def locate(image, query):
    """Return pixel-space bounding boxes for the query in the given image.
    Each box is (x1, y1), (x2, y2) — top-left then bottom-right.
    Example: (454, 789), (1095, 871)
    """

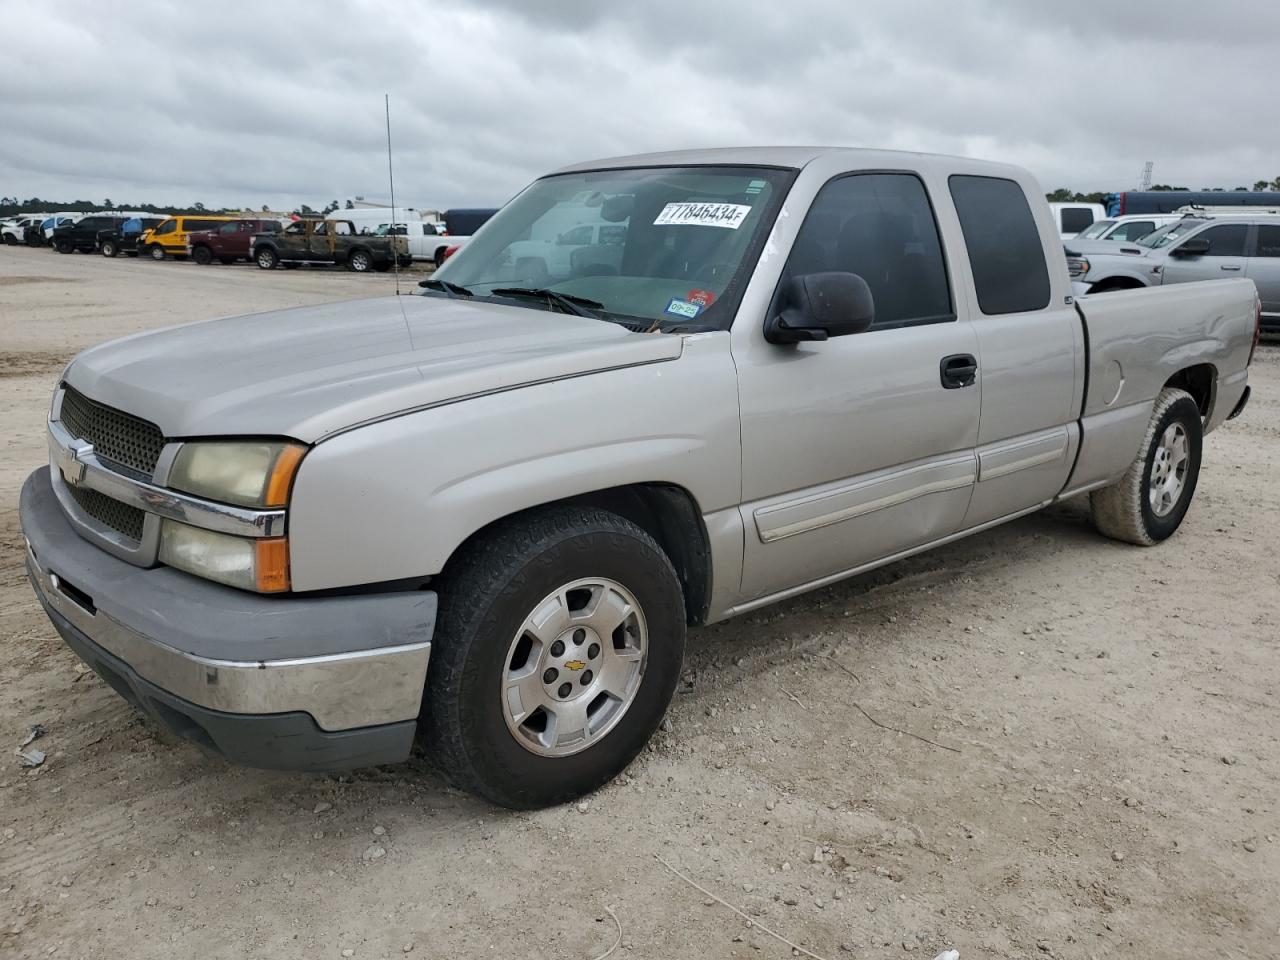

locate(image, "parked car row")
(1067, 211), (1280, 331)
(2, 206), (499, 272)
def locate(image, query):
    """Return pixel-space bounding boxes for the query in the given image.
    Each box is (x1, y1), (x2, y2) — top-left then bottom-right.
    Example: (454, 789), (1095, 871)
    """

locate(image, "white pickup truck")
(21, 148), (1258, 808)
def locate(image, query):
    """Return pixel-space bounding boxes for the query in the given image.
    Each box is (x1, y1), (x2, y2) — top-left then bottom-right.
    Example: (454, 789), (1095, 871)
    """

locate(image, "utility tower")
(1140, 161), (1153, 191)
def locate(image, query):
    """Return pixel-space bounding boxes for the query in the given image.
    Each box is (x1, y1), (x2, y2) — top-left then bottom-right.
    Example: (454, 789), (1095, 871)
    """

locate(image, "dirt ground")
(1, 245), (1277, 960)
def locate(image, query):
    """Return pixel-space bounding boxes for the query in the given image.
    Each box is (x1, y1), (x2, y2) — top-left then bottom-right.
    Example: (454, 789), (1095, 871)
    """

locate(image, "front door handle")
(940, 353), (978, 389)
(1221, 264), (1242, 271)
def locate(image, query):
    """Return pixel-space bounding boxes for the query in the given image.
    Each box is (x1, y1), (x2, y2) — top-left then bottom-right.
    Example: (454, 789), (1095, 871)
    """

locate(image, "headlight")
(1066, 256), (1090, 280)
(169, 441), (306, 508)
(159, 520), (289, 593)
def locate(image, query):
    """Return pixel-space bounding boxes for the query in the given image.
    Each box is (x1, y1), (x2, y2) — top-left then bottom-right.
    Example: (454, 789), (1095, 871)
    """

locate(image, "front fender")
(287, 334), (741, 591)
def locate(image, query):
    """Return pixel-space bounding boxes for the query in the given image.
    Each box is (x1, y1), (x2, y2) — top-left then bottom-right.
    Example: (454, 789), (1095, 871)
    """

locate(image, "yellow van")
(140, 215), (241, 260)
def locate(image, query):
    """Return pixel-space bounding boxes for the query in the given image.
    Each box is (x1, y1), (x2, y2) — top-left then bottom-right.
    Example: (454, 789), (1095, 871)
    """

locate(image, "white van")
(1048, 202), (1106, 239)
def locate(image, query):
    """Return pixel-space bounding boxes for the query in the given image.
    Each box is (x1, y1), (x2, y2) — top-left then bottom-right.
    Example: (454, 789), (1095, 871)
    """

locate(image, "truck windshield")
(431, 166), (794, 329)
(1136, 219), (1203, 248)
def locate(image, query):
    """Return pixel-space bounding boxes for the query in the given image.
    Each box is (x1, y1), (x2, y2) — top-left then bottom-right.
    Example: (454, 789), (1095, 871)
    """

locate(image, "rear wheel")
(150, 244), (167, 261)
(55, 238), (73, 254)
(191, 245), (213, 265)
(348, 249), (372, 272)
(423, 505), (686, 809)
(255, 246), (279, 270)
(1091, 387), (1203, 545)
(100, 239), (118, 257)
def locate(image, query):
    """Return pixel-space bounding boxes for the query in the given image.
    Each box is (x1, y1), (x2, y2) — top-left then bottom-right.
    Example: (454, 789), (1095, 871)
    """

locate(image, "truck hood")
(1064, 239), (1152, 257)
(64, 295), (684, 442)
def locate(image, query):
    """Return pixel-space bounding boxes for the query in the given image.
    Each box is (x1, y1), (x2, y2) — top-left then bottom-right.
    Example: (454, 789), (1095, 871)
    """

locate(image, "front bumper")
(20, 467), (436, 770)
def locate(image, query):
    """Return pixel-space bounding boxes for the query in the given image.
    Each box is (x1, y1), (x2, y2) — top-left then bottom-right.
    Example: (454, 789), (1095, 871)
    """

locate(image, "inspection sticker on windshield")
(653, 202), (752, 229)
(665, 298), (703, 319)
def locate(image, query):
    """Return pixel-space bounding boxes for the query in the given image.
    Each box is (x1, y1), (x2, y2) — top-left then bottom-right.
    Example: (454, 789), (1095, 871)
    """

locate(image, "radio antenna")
(385, 93), (401, 296)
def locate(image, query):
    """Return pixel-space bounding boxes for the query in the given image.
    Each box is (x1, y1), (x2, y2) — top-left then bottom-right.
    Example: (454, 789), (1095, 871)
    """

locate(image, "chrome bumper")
(22, 468), (434, 732)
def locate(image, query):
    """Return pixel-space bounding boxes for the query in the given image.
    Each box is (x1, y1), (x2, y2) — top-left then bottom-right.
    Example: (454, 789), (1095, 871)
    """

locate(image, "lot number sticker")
(653, 202), (752, 229)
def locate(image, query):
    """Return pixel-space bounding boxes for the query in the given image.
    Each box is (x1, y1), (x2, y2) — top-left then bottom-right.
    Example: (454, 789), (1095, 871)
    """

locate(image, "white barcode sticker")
(653, 202), (752, 229)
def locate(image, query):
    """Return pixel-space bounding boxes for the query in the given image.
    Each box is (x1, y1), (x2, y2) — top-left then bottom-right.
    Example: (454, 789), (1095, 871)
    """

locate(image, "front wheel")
(1091, 387), (1203, 545)
(149, 244), (166, 261)
(55, 238), (74, 254)
(347, 249), (372, 272)
(423, 505), (686, 809)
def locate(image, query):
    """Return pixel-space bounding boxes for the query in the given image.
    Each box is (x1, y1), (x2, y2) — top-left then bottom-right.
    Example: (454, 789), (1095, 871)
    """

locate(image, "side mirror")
(1172, 238), (1210, 257)
(765, 272), (875, 344)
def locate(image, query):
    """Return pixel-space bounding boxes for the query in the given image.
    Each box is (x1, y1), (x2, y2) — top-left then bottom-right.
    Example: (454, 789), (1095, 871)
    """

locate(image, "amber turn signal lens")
(264, 444), (307, 508)
(254, 538), (290, 593)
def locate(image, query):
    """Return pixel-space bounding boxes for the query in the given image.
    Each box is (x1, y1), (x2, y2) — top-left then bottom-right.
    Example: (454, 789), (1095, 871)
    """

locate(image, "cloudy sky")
(4, 0), (1278, 211)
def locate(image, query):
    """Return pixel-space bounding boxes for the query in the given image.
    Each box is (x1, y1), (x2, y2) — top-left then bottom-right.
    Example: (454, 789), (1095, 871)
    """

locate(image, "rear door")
(1160, 223), (1249, 285)
(734, 170), (981, 601)
(949, 175), (1082, 528)
(1246, 224), (1280, 327)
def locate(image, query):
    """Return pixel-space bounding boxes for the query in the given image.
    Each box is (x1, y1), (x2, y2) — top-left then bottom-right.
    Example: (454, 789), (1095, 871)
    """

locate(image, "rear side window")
(1255, 225), (1280, 257)
(949, 175), (1051, 315)
(1059, 207), (1095, 234)
(784, 172), (953, 329)
(1189, 224), (1247, 256)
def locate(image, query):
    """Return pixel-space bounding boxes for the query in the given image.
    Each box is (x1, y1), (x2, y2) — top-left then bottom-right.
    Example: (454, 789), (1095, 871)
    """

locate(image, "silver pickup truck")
(20, 148), (1259, 808)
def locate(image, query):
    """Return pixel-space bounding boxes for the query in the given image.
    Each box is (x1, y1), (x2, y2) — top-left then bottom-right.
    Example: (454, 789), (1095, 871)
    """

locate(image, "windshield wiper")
(489, 287), (605, 320)
(418, 278), (474, 297)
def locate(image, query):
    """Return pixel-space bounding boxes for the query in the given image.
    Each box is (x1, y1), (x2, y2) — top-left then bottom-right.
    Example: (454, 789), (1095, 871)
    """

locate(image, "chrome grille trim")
(59, 385), (165, 477)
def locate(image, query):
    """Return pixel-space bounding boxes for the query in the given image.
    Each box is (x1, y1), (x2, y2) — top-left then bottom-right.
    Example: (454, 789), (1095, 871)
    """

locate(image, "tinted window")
(421, 223), (438, 236)
(1111, 220), (1155, 240)
(154, 219), (177, 235)
(1060, 207), (1095, 233)
(949, 175), (1051, 315)
(1256, 225), (1280, 258)
(784, 173), (952, 328)
(1188, 224), (1247, 257)
(185, 219), (223, 232)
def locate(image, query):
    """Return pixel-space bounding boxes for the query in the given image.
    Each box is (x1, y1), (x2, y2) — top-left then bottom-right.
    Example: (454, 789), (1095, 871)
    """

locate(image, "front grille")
(64, 483), (145, 543)
(59, 385), (165, 477)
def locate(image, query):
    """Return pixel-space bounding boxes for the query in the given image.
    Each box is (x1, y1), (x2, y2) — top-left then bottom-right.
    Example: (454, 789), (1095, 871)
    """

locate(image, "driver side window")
(784, 173), (954, 329)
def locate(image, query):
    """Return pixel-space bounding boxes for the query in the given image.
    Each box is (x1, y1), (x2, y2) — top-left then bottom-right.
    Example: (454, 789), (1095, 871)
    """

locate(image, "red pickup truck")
(187, 219), (284, 265)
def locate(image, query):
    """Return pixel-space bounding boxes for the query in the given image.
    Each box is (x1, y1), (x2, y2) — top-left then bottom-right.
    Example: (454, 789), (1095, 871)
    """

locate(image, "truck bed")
(1065, 278), (1256, 496)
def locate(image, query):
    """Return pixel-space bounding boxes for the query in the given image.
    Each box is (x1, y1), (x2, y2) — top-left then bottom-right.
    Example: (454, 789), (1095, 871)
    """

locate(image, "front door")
(1161, 222), (1250, 285)
(1247, 224), (1280, 325)
(734, 172), (981, 602)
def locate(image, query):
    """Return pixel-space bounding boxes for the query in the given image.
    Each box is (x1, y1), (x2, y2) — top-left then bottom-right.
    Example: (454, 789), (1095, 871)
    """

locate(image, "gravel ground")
(1, 245), (1277, 960)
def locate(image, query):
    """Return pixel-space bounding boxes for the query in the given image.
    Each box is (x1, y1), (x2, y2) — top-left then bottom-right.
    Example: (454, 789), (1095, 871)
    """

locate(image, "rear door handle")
(1221, 264), (1242, 271)
(940, 353), (978, 389)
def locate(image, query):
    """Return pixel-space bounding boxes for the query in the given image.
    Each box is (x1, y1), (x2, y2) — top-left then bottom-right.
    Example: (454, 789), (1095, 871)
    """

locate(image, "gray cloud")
(3, 0), (1277, 211)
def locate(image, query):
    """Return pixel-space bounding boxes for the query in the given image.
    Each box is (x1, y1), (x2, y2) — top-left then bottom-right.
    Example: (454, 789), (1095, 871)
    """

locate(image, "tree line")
(0, 197), (356, 218)
(1047, 178), (1280, 203)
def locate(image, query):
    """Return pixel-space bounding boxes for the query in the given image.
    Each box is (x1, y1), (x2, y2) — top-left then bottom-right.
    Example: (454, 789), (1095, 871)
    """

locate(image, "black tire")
(1091, 387), (1203, 545)
(255, 246), (278, 270)
(2, 233), (16, 246)
(55, 238), (74, 254)
(219, 256), (237, 265)
(191, 245), (213, 265)
(423, 505), (686, 809)
(433, 247), (446, 268)
(149, 244), (167, 261)
(348, 248), (372, 272)
(100, 239), (118, 258)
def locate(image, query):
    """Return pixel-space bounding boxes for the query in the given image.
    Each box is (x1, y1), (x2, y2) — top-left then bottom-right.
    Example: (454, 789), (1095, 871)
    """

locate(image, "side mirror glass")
(1172, 238), (1210, 257)
(765, 272), (875, 344)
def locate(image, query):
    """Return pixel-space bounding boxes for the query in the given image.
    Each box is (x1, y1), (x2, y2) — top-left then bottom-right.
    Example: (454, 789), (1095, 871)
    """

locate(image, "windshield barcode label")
(653, 202), (752, 229)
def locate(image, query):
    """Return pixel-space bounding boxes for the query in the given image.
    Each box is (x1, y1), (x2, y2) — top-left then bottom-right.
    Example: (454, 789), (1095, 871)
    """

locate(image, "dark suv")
(98, 217), (166, 258)
(52, 215), (130, 254)
(187, 219), (283, 265)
